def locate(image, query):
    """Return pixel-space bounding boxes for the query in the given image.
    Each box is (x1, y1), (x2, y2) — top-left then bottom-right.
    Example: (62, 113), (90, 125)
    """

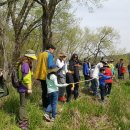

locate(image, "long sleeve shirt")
(46, 74), (68, 94)
(83, 63), (90, 76)
(99, 73), (111, 87)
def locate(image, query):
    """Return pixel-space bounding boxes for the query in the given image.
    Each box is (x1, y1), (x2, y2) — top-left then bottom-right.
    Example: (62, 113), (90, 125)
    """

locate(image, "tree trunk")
(12, 39), (21, 63)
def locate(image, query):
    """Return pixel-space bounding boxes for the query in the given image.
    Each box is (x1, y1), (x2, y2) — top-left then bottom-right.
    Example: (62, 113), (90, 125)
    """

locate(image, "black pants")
(66, 73), (74, 102)
(40, 80), (49, 108)
(73, 76), (79, 99)
(105, 83), (112, 95)
(99, 86), (105, 101)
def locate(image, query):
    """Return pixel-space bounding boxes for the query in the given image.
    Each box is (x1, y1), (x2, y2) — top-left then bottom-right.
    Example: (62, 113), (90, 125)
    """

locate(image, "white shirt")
(56, 59), (68, 73)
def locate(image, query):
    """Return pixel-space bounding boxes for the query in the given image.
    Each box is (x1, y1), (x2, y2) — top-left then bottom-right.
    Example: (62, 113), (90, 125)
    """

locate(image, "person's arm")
(48, 53), (57, 69)
(50, 74), (68, 87)
(103, 75), (111, 80)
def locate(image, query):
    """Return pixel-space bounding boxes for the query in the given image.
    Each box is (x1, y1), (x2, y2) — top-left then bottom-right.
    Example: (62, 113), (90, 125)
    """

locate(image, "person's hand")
(68, 70), (74, 74)
(27, 89), (32, 94)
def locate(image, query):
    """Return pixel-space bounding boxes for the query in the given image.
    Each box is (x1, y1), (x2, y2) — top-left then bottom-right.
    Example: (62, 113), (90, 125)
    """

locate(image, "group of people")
(0, 44), (130, 130)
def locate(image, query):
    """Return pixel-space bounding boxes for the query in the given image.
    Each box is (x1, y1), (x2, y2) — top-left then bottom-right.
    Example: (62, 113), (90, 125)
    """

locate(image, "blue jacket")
(99, 73), (111, 87)
(83, 63), (90, 76)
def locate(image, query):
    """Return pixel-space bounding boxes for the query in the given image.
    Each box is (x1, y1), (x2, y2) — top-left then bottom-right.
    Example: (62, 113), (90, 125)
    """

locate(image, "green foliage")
(1, 79), (130, 130)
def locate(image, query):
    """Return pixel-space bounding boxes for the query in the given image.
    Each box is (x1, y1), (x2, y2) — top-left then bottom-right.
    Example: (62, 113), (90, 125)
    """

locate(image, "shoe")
(44, 113), (51, 122)
(21, 127), (28, 130)
(51, 118), (55, 122)
(58, 96), (66, 102)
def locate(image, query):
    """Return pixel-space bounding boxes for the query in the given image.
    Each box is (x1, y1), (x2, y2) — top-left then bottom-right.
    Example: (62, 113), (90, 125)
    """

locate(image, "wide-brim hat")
(48, 67), (60, 73)
(58, 52), (67, 57)
(24, 49), (37, 60)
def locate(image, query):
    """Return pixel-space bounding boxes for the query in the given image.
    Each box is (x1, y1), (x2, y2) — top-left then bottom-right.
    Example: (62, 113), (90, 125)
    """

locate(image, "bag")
(11, 65), (21, 88)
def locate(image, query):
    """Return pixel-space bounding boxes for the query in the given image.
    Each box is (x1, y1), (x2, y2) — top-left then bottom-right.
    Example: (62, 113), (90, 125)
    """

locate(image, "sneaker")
(21, 127), (28, 130)
(51, 118), (55, 122)
(44, 113), (51, 122)
(58, 96), (66, 102)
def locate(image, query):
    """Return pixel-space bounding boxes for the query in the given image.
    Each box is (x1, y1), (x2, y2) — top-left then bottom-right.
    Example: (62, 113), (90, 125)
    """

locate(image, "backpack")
(11, 64), (22, 88)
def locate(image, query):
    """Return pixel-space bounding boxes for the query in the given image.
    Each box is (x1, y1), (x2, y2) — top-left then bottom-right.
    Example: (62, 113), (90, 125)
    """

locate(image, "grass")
(0, 79), (130, 130)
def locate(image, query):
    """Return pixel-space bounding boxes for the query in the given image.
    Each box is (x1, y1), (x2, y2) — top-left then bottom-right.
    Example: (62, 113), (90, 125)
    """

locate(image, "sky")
(73, 0), (130, 52)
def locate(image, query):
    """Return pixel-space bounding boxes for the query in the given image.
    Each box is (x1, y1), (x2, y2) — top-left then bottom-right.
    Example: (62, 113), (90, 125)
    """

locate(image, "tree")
(35, 0), (103, 50)
(0, 0), (42, 61)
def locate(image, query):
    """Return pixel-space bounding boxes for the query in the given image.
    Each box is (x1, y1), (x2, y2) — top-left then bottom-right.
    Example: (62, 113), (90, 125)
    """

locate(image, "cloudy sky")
(73, 0), (130, 52)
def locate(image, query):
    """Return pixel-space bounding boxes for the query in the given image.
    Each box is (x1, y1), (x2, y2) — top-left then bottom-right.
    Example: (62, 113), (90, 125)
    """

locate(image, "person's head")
(101, 58), (108, 66)
(84, 58), (87, 63)
(100, 67), (105, 74)
(19, 49), (37, 69)
(120, 59), (123, 63)
(58, 52), (67, 61)
(47, 67), (60, 79)
(71, 54), (78, 61)
(46, 44), (56, 53)
(108, 59), (114, 63)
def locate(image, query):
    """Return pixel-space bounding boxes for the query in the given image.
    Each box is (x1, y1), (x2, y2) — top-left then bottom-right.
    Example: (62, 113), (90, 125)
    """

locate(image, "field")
(0, 78), (130, 130)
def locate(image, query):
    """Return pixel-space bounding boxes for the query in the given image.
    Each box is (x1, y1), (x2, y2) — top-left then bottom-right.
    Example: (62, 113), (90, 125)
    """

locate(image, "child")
(99, 68), (111, 102)
(44, 68), (68, 122)
(90, 64), (99, 96)
(17, 50), (37, 130)
(104, 64), (113, 96)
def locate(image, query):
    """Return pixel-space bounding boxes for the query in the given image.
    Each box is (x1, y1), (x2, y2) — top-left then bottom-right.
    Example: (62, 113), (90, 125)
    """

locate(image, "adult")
(83, 58), (91, 87)
(17, 49), (37, 130)
(90, 58), (106, 96)
(35, 44), (57, 109)
(127, 62), (130, 79)
(56, 52), (68, 102)
(66, 54), (82, 102)
(116, 59), (124, 79)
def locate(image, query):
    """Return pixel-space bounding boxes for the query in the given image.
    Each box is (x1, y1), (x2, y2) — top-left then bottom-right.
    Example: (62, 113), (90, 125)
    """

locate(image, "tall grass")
(0, 80), (130, 130)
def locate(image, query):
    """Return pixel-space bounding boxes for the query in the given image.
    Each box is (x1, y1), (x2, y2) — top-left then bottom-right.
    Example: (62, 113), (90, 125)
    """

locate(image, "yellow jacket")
(35, 52), (48, 80)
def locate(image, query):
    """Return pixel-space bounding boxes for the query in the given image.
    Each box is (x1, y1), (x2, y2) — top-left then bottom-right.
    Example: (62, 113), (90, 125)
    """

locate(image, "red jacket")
(104, 68), (113, 83)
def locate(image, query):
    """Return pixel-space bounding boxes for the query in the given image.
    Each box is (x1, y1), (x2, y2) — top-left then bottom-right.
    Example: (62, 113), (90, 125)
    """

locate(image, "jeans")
(45, 91), (58, 118)
(91, 78), (99, 96)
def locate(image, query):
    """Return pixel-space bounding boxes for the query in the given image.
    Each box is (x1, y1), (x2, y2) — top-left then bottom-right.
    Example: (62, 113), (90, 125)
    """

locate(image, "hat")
(58, 52), (67, 57)
(48, 67), (60, 73)
(109, 59), (114, 62)
(24, 49), (37, 60)
(101, 58), (108, 64)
